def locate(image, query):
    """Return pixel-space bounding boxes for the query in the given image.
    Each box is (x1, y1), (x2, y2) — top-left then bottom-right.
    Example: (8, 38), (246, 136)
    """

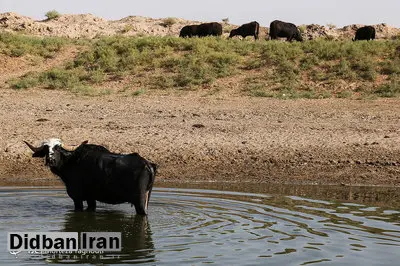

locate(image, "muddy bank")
(0, 89), (399, 187)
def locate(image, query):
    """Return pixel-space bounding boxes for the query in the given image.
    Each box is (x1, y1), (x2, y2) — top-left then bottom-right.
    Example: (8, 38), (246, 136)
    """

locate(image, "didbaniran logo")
(8, 232), (121, 254)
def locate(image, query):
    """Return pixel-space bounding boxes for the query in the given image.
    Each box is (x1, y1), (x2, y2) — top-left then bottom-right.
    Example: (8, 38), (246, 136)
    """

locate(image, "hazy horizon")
(1, 0), (400, 27)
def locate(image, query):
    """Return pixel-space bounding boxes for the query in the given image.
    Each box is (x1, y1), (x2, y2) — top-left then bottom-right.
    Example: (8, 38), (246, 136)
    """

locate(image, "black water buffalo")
(269, 20), (303, 42)
(353, 26), (376, 41)
(229, 21), (260, 40)
(179, 22), (222, 37)
(197, 22), (223, 37)
(179, 25), (199, 37)
(25, 138), (157, 215)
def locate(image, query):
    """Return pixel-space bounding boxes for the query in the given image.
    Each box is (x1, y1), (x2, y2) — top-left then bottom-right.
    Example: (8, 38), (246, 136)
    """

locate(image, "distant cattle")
(179, 22), (222, 38)
(179, 25), (199, 38)
(269, 20), (303, 42)
(229, 21), (260, 40)
(353, 26), (376, 41)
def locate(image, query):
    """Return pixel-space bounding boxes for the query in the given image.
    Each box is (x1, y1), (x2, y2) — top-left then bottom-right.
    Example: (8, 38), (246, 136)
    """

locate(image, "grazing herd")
(180, 19), (377, 42)
(179, 22), (223, 37)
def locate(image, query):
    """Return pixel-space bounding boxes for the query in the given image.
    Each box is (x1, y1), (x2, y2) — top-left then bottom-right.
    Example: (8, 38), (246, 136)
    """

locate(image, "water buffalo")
(179, 25), (199, 37)
(353, 26), (376, 41)
(179, 22), (222, 37)
(229, 21), (260, 40)
(269, 20), (303, 42)
(25, 138), (157, 215)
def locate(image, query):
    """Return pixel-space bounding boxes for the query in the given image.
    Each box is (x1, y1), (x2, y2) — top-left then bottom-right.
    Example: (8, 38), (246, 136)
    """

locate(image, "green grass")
(374, 78), (400, 97)
(132, 88), (146, 96)
(8, 72), (40, 89)
(0, 32), (69, 58)
(3, 33), (400, 98)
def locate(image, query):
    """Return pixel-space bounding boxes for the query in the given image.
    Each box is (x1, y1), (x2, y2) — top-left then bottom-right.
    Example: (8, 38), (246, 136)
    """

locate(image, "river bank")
(0, 89), (399, 187)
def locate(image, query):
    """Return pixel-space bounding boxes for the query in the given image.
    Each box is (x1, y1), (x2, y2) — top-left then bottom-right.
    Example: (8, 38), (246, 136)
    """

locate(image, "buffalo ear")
(32, 145), (49, 158)
(151, 163), (158, 174)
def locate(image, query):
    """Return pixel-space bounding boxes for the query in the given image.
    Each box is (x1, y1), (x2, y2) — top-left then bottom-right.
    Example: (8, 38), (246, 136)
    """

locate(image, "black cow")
(179, 25), (199, 37)
(179, 22), (222, 37)
(353, 26), (376, 41)
(229, 21), (260, 40)
(197, 22), (223, 37)
(269, 20), (303, 42)
(25, 138), (157, 215)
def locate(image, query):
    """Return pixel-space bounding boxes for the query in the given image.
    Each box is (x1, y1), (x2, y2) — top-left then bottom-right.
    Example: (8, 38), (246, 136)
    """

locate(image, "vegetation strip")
(2, 32), (399, 98)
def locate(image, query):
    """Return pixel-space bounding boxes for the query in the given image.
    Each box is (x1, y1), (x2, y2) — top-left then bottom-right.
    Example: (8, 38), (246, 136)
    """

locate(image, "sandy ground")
(0, 88), (399, 187)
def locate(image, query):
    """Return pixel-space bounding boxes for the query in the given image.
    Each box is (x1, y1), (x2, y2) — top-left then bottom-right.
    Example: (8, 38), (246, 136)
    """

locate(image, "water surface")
(0, 184), (399, 265)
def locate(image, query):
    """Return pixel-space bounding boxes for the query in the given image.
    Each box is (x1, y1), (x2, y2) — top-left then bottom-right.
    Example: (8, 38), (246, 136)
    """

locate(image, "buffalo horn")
(62, 144), (78, 151)
(23, 141), (44, 153)
(62, 140), (88, 151)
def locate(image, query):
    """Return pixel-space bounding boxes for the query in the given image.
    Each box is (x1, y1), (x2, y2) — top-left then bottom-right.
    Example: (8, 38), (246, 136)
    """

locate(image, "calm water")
(0, 184), (399, 265)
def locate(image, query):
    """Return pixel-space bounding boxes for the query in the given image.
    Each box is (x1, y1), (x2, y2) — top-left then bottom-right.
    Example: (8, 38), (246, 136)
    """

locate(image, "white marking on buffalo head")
(41, 138), (63, 160)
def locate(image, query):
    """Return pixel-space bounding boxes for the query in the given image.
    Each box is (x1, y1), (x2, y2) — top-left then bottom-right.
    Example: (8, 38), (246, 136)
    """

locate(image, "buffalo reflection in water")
(62, 210), (155, 264)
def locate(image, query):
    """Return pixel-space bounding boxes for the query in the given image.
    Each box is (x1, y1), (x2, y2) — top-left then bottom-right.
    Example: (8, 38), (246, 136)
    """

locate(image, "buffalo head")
(295, 31), (304, 42)
(24, 138), (87, 168)
(228, 29), (237, 38)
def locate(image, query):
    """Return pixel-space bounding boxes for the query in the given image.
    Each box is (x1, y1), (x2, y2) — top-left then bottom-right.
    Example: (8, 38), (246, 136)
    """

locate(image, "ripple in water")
(0, 186), (399, 265)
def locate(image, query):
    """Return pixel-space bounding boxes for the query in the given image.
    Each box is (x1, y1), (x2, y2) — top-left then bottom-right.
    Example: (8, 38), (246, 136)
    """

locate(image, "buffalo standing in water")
(25, 138), (157, 215)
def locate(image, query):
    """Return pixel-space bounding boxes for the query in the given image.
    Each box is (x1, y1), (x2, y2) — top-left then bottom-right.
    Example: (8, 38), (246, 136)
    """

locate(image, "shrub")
(120, 25), (133, 34)
(39, 68), (87, 89)
(337, 90), (353, 98)
(380, 59), (400, 75)
(8, 73), (39, 89)
(45, 10), (61, 20)
(0, 32), (68, 57)
(334, 59), (356, 80)
(246, 83), (273, 98)
(298, 25), (306, 34)
(151, 75), (174, 89)
(10, 47), (25, 57)
(374, 81), (400, 97)
(132, 88), (146, 96)
(205, 52), (238, 77)
(161, 17), (177, 28)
